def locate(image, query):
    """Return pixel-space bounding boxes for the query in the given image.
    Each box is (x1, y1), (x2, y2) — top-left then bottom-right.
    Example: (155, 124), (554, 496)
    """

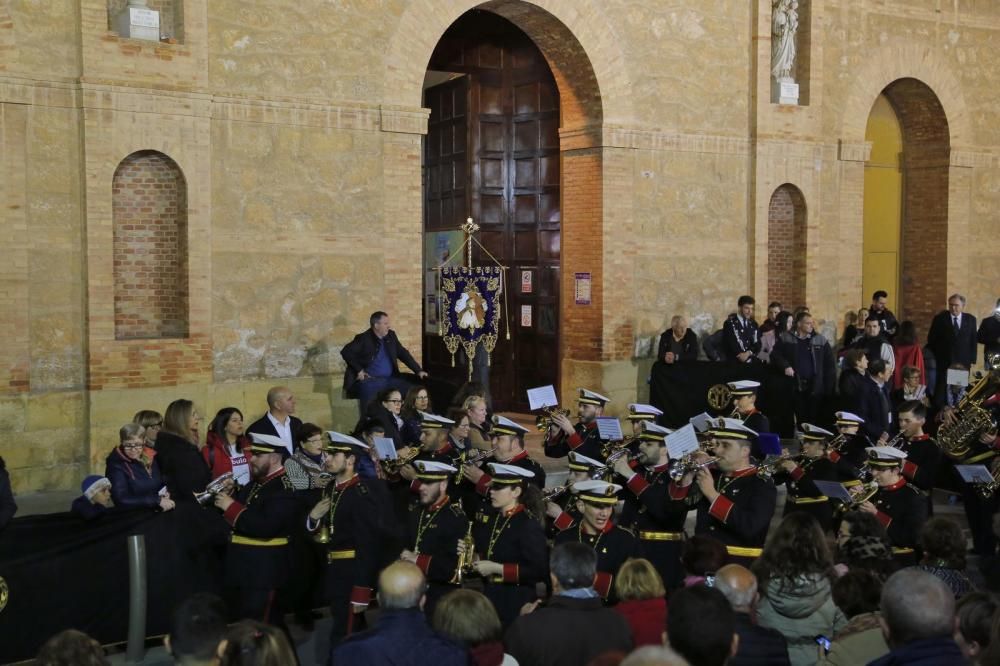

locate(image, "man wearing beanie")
(71, 475), (114, 520)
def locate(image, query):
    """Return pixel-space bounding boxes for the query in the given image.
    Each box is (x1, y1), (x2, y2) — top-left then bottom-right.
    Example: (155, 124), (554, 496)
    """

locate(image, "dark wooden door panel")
(423, 11), (560, 411)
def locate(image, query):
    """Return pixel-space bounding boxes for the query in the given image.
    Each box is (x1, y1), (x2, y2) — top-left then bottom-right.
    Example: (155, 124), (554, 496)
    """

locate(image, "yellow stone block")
(0, 396), (27, 432)
(25, 391), (84, 431)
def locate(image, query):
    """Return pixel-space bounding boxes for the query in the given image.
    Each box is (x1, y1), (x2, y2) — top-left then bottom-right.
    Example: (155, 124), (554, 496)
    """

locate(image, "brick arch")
(839, 44), (970, 147)
(382, 0), (629, 128)
(767, 183), (808, 310)
(111, 150), (189, 340)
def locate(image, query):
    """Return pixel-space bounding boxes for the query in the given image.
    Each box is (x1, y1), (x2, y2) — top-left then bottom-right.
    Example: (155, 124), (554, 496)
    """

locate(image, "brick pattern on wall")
(767, 184), (807, 310)
(112, 150), (189, 340)
(885, 78), (950, 337)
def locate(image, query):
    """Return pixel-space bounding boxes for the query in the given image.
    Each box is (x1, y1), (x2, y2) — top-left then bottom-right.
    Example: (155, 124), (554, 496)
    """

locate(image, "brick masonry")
(767, 184), (807, 310)
(112, 150), (189, 341)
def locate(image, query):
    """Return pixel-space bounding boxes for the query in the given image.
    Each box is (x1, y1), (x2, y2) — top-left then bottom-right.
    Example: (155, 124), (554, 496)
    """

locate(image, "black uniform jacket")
(872, 478), (928, 551)
(692, 467), (777, 551)
(406, 495), (469, 586)
(544, 421), (606, 461)
(554, 520), (640, 599)
(222, 468), (298, 587)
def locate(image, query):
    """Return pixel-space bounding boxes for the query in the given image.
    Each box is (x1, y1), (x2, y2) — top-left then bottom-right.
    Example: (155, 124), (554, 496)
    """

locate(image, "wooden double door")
(422, 12), (560, 412)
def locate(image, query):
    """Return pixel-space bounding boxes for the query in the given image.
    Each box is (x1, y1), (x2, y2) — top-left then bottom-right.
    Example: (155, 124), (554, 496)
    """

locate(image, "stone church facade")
(2, 0), (999, 492)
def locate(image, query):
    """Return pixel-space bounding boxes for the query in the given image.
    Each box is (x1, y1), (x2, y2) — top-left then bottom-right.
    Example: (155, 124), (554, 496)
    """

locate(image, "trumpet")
(602, 436), (638, 460)
(543, 484), (571, 501)
(461, 446), (498, 467)
(756, 454), (801, 480)
(826, 433), (847, 454)
(593, 451), (639, 479)
(381, 447), (422, 475)
(857, 432), (905, 480)
(194, 472), (235, 505)
(668, 456), (719, 482)
(536, 406), (571, 431)
(450, 522), (476, 584)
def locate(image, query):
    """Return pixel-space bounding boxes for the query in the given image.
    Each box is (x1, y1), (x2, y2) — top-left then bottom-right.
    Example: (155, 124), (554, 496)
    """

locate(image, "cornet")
(194, 472), (234, 505)
(381, 447), (422, 475)
(756, 454), (801, 480)
(461, 446), (498, 467)
(450, 522), (476, 584)
(593, 448), (638, 479)
(535, 406), (571, 431)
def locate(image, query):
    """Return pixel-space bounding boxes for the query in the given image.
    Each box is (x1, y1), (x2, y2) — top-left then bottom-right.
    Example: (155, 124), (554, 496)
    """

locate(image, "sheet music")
(527, 385), (559, 411)
(595, 417), (624, 441)
(955, 464), (993, 484)
(689, 412), (714, 433)
(812, 481), (854, 503)
(373, 437), (398, 461)
(666, 424), (700, 459)
(947, 368), (970, 387)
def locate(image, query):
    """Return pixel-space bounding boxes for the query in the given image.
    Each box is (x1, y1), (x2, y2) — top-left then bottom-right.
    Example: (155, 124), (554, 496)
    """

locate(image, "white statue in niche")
(771, 0), (799, 81)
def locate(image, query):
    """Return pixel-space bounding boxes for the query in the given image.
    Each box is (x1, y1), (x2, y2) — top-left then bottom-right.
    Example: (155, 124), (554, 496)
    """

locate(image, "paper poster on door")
(520, 305), (532, 327)
(574, 272), (592, 305)
(520, 270), (533, 294)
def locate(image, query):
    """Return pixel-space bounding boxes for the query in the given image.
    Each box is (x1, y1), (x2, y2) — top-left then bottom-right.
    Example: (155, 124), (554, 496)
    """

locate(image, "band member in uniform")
(213, 433), (298, 627)
(683, 419), (777, 566)
(554, 479), (639, 601)
(723, 295), (762, 363)
(407, 412), (463, 484)
(829, 411), (870, 468)
(544, 389), (611, 461)
(399, 460), (469, 615)
(728, 380), (770, 460)
(613, 421), (690, 588)
(544, 451), (600, 535)
(306, 432), (384, 647)
(774, 424), (857, 533)
(626, 403), (663, 436)
(462, 463), (548, 627)
(855, 446), (928, 565)
(463, 415), (545, 496)
(895, 401), (942, 496)
(940, 405), (1000, 557)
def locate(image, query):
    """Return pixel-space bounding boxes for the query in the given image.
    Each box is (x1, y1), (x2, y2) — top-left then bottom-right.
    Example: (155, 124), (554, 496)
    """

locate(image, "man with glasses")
(342, 311), (428, 414)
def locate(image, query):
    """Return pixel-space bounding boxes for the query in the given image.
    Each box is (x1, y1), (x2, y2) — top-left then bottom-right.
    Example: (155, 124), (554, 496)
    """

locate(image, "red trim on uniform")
(789, 465), (804, 481)
(874, 511), (892, 529)
(223, 501), (245, 526)
(415, 554), (432, 574)
(259, 467), (286, 484)
(627, 474), (650, 496)
(502, 563), (519, 583)
(910, 434), (930, 442)
(409, 479), (420, 493)
(567, 432), (584, 449)
(709, 495), (735, 523)
(828, 450), (841, 463)
(728, 467), (758, 479)
(508, 450), (528, 463)
(503, 504), (525, 518)
(476, 474), (492, 496)
(335, 474), (360, 492)
(627, 458), (640, 471)
(594, 571), (613, 598)
(435, 441), (454, 456)
(668, 482), (690, 500)
(984, 392), (1000, 407)
(901, 461), (918, 480)
(884, 478), (907, 492)
(651, 462), (671, 473)
(350, 586), (372, 605)
(553, 511), (576, 531)
(429, 494), (450, 511)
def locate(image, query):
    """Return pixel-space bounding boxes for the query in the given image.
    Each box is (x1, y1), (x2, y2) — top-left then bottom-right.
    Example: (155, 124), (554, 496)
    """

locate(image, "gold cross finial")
(462, 217), (480, 235)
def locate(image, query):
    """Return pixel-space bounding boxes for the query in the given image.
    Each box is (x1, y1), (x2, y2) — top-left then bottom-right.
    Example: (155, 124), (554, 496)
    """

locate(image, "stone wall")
(2, 0), (1000, 492)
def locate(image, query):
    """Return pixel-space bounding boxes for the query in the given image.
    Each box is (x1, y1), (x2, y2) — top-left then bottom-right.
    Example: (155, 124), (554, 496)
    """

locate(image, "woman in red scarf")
(202, 407), (253, 486)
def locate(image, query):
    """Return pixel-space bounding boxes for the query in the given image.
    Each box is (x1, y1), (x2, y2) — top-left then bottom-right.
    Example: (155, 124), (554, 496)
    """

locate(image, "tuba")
(938, 363), (1000, 460)
(450, 521), (476, 584)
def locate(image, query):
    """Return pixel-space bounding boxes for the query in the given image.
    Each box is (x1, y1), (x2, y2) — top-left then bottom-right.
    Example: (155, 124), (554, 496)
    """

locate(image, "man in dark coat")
(856, 360), (892, 443)
(869, 568), (965, 666)
(927, 294), (978, 407)
(341, 310), (427, 412)
(331, 561), (467, 666)
(977, 297), (1000, 361)
(770, 312), (837, 427)
(714, 564), (790, 666)
(723, 295), (762, 363)
(244, 385), (303, 456)
(505, 542), (633, 666)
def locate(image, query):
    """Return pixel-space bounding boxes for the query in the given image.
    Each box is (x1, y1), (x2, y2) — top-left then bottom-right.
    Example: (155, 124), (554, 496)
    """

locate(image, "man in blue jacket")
(341, 311), (427, 412)
(331, 560), (467, 666)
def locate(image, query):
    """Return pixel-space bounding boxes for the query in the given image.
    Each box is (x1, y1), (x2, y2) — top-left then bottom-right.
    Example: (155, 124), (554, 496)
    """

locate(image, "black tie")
(953, 316), (960, 335)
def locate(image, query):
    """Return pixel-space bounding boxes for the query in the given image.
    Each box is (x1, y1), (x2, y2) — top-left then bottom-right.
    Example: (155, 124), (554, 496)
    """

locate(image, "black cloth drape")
(649, 360), (800, 437)
(0, 503), (229, 662)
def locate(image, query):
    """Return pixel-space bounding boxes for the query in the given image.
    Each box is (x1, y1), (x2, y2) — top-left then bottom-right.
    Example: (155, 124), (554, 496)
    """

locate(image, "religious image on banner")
(439, 266), (504, 378)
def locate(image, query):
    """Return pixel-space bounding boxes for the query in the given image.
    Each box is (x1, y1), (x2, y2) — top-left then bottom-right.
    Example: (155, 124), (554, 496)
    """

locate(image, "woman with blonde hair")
(155, 398), (211, 501)
(613, 558), (668, 648)
(464, 395), (492, 451)
(433, 589), (517, 666)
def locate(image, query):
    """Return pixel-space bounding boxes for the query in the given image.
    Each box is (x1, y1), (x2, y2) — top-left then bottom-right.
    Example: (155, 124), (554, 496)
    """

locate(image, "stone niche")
(107, 0), (184, 43)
